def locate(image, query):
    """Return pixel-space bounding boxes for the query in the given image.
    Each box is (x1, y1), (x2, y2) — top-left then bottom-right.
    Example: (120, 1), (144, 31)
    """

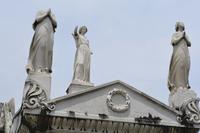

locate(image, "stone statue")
(72, 26), (92, 85)
(168, 22), (191, 93)
(22, 9), (57, 110)
(0, 99), (15, 133)
(0, 103), (4, 130)
(26, 9), (57, 74)
(168, 23), (200, 123)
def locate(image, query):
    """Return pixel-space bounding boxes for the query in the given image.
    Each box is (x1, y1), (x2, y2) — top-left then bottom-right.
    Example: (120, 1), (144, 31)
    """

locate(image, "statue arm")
(171, 32), (184, 45)
(72, 26), (79, 48)
(184, 33), (191, 47)
(72, 26), (79, 38)
(36, 9), (51, 23)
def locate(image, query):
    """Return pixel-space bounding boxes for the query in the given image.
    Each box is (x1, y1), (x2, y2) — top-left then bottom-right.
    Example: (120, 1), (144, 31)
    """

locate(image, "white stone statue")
(26, 9), (57, 74)
(0, 103), (4, 130)
(0, 99), (15, 133)
(168, 22), (191, 93)
(72, 26), (92, 85)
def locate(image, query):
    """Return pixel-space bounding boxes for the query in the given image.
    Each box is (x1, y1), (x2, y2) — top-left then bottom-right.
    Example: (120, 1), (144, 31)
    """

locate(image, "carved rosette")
(23, 82), (55, 111)
(106, 88), (130, 112)
(177, 98), (200, 125)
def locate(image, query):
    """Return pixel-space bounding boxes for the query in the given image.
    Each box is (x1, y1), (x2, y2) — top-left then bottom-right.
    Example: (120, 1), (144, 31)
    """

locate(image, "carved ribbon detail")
(177, 98), (200, 125)
(23, 82), (55, 111)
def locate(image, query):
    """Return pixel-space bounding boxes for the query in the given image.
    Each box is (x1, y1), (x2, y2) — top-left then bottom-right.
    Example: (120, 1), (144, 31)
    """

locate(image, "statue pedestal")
(169, 88), (200, 124)
(169, 88), (197, 109)
(23, 72), (51, 102)
(66, 81), (94, 94)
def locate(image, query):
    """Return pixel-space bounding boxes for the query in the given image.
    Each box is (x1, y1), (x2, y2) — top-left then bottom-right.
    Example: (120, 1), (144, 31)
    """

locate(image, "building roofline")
(49, 80), (180, 115)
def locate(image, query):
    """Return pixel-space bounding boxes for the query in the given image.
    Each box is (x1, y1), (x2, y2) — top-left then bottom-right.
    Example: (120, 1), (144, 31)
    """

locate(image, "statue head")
(79, 26), (88, 35)
(175, 22), (185, 32)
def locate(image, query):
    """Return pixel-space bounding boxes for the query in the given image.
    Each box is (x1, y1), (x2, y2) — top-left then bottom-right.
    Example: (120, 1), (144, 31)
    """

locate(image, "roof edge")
(49, 80), (179, 114)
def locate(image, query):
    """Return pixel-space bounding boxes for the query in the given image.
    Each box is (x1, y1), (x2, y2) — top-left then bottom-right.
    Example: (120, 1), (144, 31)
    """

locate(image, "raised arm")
(72, 26), (79, 48)
(72, 26), (79, 39)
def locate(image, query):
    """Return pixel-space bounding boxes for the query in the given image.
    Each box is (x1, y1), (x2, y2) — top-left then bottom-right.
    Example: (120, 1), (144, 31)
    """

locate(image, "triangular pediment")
(46, 80), (182, 127)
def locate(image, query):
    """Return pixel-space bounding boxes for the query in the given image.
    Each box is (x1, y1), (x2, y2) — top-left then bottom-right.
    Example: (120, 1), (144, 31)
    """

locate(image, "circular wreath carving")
(106, 88), (130, 112)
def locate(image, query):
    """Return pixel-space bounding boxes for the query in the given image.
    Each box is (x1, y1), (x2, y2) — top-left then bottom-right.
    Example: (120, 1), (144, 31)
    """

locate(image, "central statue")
(168, 22), (191, 93)
(72, 26), (92, 85)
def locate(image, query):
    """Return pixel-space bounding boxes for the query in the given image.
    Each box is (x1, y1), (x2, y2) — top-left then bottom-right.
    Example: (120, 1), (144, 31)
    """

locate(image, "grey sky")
(0, 0), (200, 110)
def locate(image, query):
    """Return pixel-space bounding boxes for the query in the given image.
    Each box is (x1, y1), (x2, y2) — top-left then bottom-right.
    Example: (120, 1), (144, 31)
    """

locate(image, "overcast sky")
(0, 0), (200, 110)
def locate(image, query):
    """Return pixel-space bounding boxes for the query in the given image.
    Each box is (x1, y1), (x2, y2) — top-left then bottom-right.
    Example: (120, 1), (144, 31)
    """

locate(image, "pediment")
(47, 80), (181, 126)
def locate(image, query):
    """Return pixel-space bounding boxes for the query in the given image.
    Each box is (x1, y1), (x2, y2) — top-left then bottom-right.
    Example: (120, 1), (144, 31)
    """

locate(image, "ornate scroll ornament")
(106, 88), (130, 112)
(177, 98), (200, 125)
(23, 82), (55, 111)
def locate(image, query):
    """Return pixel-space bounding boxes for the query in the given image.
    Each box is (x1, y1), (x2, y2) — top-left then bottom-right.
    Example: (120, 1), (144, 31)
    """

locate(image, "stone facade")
(9, 81), (200, 133)
(1, 11), (200, 133)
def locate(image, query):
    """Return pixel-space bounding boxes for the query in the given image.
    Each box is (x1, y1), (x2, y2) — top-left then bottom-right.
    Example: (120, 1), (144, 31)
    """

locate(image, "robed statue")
(168, 22), (191, 93)
(72, 26), (92, 85)
(26, 9), (57, 74)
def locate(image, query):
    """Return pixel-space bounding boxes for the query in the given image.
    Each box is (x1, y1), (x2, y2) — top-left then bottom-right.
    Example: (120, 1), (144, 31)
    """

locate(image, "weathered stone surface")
(169, 88), (197, 109)
(67, 82), (93, 94)
(23, 73), (51, 102)
(7, 12), (200, 133)
(106, 88), (130, 112)
(22, 73), (56, 112)
(71, 26), (93, 86)
(168, 22), (191, 93)
(26, 9), (57, 74)
(17, 108), (199, 133)
(4, 103), (12, 133)
(177, 97), (200, 125)
(22, 9), (56, 111)
(52, 81), (180, 127)
(0, 99), (15, 133)
(0, 103), (4, 130)
(167, 22), (200, 126)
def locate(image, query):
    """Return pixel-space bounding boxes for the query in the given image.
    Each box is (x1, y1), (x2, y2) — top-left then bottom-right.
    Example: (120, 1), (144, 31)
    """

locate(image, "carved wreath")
(106, 88), (130, 112)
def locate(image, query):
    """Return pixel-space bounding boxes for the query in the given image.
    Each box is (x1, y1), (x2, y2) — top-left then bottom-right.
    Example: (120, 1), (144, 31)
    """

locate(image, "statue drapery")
(26, 9), (57, 74)
(72, 26), (92, 85)
(168, 22), (191, 92)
